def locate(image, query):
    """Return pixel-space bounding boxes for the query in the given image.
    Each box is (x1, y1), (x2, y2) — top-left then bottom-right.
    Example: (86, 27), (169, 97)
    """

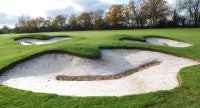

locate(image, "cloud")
(0, 0), (77, 17)
(167, 0), (175, 5)
(100, 0), (130, 4)
(0, 12), (18, 28)
(71, 0), (111, 12)
(0, 0), (175, 28)
(45, 6), (78, 18)
(45, 0), (113, 18)
(0, 0), (114, 27)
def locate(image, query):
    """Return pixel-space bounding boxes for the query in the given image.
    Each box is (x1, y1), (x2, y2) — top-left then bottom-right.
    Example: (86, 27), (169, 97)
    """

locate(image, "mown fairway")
(0, 28), (200, 107)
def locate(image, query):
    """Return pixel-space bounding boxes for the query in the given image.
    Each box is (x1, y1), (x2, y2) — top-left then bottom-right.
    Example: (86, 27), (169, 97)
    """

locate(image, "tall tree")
(16, 15), (31, 33)
(35, 16), (45, 28)
(17, 15), (31, 27)
(2, 26), (9, 33)
(0, 29), (5, 34)
(193, 0), (200, 26)
(124, 3), (133, 27)
(43, 17), (52, 28)
(105, 5), (125, 27)
(142, 0), (170, 27)
(172, 10), (179, 26)
(91, 10), (104, 30)
(68, 15), (78, 30)
(129, 0), (146, 27)
(179, 0), (200, 26)
(26, 19), (37, 32)
(179, 0), (194, 26)
(52, 15), (67, 28)
(78, 12), (93, 30)
(199, 12), (200, 26)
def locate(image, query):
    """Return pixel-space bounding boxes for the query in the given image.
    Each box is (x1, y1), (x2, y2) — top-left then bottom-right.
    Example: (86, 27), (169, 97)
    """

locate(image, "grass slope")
(0, 28), (199, 107)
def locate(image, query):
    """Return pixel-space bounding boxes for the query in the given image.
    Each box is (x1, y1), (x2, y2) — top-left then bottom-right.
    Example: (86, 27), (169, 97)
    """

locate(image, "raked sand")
(16, 37), (72, 45)
(0, 49), (199, 97)
(122, 37), (193, 47)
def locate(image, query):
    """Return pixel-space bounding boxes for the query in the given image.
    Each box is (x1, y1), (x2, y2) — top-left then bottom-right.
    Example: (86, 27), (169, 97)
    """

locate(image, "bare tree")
(179, 0), (193, 26)
(142, 0), (170, 27)
(17, 15), (31, 27)
(124, 3), (133, 27)
(129, 0), (146, 27)
(179, 0), (200, 26)
(90, 10), (104, 30)
(194, 0), (200, 26)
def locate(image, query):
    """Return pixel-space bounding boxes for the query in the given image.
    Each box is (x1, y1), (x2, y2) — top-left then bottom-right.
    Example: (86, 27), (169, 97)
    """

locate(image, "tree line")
(1, 0), (200, 33)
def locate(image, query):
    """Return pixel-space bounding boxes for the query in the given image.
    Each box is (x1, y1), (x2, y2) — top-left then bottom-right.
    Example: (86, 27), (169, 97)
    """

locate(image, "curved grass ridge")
(0, 29), (199, 107)
(13, 34), (71, 40)
(56, 61), (161, 81)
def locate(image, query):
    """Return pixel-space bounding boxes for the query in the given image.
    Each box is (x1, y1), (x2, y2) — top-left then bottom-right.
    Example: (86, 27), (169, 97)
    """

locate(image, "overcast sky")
(0, 0), (174, 28)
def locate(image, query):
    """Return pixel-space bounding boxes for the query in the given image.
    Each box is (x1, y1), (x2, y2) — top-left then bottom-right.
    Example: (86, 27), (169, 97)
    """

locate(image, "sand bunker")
(122, 37), (193, 47)
(0, 49), (199, 97)
(16, 37), (72, 45)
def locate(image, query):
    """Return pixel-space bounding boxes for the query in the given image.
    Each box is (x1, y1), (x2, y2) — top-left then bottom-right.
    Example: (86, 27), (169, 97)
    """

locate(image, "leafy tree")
(12, 0), (199, 33)
(2, 26), (9, 33)
(26, 19), (38, 32)
(0, 29), (5, 34)
(105, 5), (125, 27)
(35, 16), (45, 28)
(78, 12), (93, 30)
(52, 15), (67, 28)
(68, 15), (78, 30)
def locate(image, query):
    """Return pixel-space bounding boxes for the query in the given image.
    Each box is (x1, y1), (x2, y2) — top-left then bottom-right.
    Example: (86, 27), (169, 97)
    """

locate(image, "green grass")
(0, 28), (199, 107)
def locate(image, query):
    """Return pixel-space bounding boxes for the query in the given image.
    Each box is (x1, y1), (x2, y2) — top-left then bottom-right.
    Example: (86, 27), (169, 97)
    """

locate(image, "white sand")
(0, 49), (198, 97)
(122, 37), (193, 47)
(16, 37), (72, 45)
(121, 39), (146, 44)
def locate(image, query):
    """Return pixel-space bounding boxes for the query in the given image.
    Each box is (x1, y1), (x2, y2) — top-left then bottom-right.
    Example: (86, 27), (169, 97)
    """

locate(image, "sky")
(0, 0), (174, 28)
